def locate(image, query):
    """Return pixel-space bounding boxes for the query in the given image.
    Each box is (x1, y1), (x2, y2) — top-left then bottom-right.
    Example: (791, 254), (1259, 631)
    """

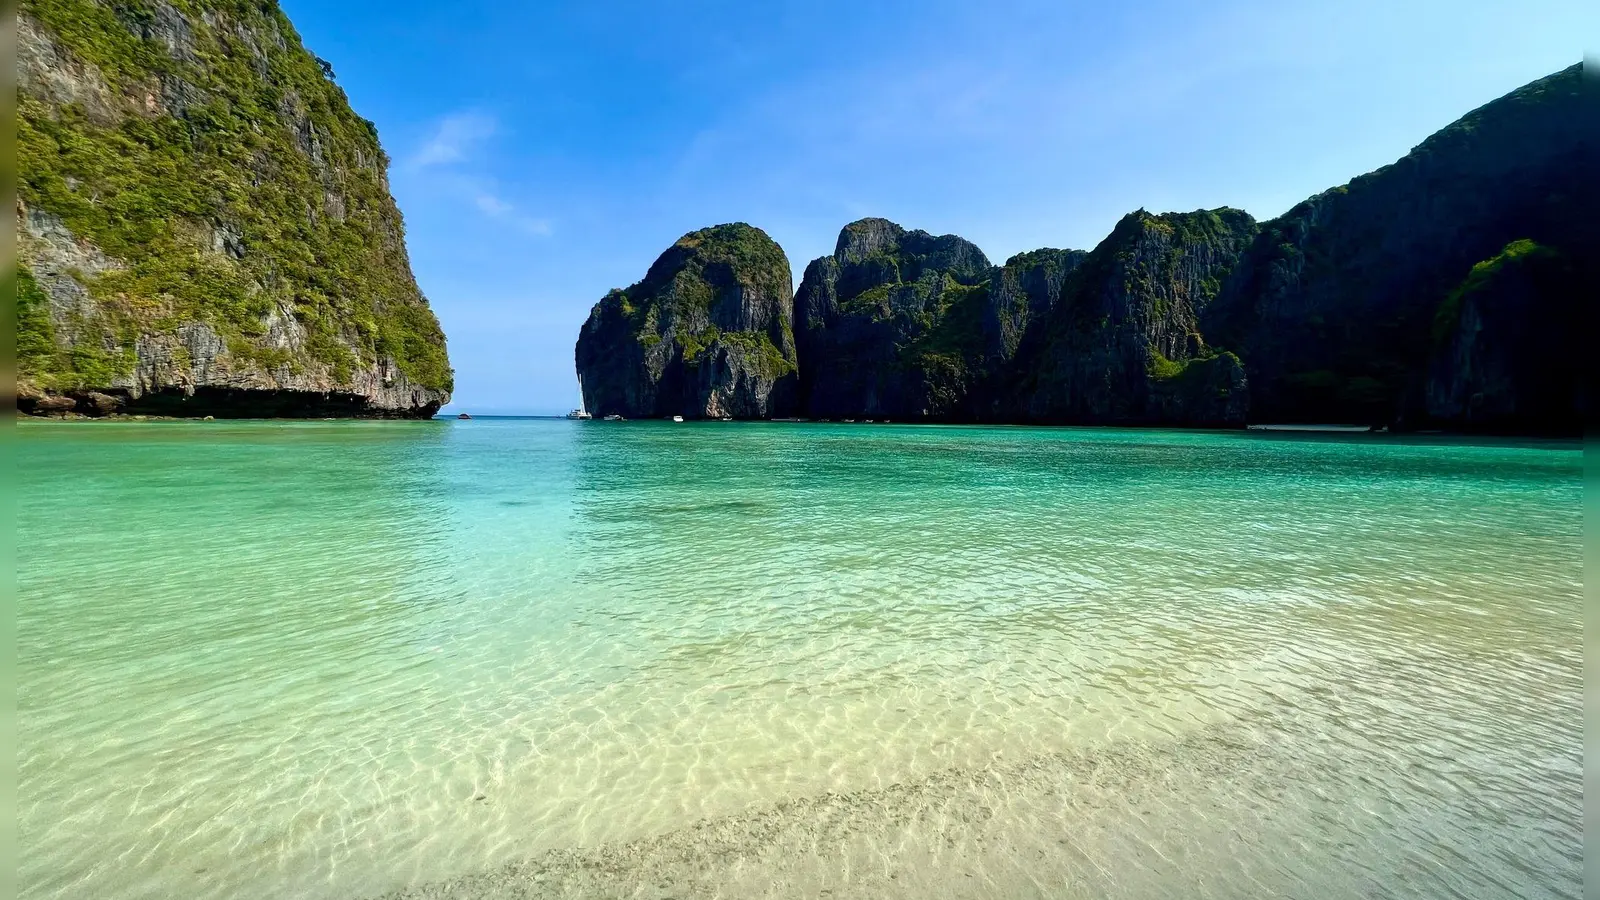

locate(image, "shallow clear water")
(17, 419), (1582, 899)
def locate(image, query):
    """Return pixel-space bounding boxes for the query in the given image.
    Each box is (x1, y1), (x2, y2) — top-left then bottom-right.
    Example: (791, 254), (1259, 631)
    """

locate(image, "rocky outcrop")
(794, 218), (992, 419)
(785, 210), (1254, 426)
(570, 64), (1589, 434)
(1203, 63), (1594, 430)
(16, 0), (451, 418)
(574, 224), (797, 419)
(1006, 208), (1258, 425)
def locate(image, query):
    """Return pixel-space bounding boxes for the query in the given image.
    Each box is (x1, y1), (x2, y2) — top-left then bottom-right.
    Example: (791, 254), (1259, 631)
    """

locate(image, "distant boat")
(567, 376), (593, 420)
(457, 413), (472, 420)
(603, 414), (625, 422)
(671, 415), (684, 423)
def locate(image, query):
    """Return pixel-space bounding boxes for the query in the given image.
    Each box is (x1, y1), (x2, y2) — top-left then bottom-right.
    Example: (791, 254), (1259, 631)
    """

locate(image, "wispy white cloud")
(406, 111), (499, 171)
(403, 111), (552, 237)
(473, 192), (513, 216)
(513, 215), (554, 237)
(464, 182), (552, 235)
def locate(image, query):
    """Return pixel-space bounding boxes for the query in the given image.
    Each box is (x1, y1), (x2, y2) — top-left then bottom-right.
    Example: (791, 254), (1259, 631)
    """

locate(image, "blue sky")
(280, 0), (1594, 415)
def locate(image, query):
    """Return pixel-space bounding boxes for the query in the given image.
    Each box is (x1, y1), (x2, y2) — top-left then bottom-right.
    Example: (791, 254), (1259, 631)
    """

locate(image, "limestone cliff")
(1006, 208), (1258, 426)
(788, 210), (1254, 426)
(1203, 63), (1594, 430)
(570, 64), (1590, 434)
(983, 248), (1088, 365)
(16, 0), (451, 417)
(956, 247), (1089, 418)
(574, 224), (797, 419)
(794, 218), (992, 419)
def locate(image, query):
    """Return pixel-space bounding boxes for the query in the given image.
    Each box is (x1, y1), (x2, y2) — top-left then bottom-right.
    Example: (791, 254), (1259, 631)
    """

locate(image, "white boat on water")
(671, 415), (684, 422)
(566, 376), (592, 419)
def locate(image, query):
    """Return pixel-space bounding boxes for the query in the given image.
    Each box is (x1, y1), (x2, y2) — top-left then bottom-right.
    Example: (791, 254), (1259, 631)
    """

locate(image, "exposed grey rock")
(211, 223), (247, 260)
(83, 391), (124, 416)
(16, 15), (121, 125)
(30, 394), (78, 414)
(131, 1), (200, 64)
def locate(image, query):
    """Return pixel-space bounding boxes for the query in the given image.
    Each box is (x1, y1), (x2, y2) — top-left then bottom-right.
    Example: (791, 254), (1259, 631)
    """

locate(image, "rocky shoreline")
(17, 384), (444, 419)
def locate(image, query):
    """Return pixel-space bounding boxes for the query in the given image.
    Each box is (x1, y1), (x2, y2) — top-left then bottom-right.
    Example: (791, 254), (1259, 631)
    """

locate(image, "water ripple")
(16, 420), (1582, 899)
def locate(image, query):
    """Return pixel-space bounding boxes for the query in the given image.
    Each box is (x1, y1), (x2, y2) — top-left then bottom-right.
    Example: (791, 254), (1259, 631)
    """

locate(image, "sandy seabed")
(377, 724), (1309, 900)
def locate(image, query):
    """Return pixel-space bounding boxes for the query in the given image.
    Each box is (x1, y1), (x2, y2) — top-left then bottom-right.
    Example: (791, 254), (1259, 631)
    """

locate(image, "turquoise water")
(17, 419), (1583, 899)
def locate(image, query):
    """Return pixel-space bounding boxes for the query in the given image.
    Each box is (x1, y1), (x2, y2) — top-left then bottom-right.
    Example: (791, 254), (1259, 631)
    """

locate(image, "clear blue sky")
(279, 0), (1593, 415)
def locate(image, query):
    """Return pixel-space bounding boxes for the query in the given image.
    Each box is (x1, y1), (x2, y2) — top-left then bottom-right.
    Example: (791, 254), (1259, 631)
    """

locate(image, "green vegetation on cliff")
(666, 224), (793, 303)
(17, 264), (140, 390)
(905, 278), (990, 378)
(719, 329), (798, 379)
(619, 224), (792, 325)
(17, 0), (451, 395)
(1432, 239), (1554, 343)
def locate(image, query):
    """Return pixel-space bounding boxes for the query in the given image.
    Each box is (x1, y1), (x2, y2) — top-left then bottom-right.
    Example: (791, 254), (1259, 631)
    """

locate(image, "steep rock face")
(16, 0), (451, 418)
(1007, 208), (1258, 425)
(1204, 63), (1595, 428)
(984, 248), (1088, 364)
(574, 224), (797, 419)
(794, 218), (992, 419)
(948, 247), (1089, 419)
(1424, 240), (1587, 430)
